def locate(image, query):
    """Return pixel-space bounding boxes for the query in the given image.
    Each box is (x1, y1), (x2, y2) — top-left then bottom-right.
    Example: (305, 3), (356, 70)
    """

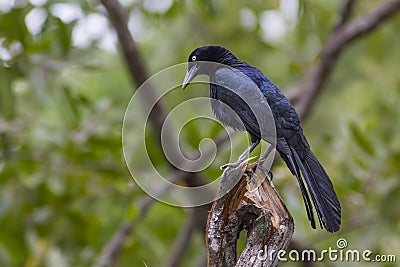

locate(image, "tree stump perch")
(206, 162), (294, 267)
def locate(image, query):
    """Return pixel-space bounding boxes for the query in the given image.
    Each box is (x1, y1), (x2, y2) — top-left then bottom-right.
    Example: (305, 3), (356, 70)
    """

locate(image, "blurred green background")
(0, 0), (399, 266)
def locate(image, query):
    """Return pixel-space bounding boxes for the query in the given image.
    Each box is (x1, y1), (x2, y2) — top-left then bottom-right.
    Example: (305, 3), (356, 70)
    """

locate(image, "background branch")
(100, 0), (166, 140)
(289, 0), (400, 118)
(332, 0), (356, 32)
(163, 207), (209, 267)
(94, 130), (228, 267)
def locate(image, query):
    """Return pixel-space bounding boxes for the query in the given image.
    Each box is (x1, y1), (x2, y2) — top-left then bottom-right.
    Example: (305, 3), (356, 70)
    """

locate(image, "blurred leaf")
(55, 18), (73, 56)
(349, 122), (375, 156)
(0, 68), (16, 120)
(0, 8), (30, 45)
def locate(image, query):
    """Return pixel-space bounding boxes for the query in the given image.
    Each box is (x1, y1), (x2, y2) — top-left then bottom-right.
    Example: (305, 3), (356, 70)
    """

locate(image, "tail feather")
(292, 148), (341, 232)
(281, 154), (316, 229)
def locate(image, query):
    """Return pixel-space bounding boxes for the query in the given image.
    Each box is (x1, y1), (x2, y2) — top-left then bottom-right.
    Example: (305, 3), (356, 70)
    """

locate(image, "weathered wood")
(206, 162), (294, 267)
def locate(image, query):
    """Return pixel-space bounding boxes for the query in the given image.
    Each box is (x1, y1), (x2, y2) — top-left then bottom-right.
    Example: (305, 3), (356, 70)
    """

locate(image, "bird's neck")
(219, 57), (241, 67)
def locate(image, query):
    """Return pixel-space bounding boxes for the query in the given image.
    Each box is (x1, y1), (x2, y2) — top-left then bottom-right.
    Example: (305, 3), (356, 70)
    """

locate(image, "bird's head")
(182, 46), (237, 89)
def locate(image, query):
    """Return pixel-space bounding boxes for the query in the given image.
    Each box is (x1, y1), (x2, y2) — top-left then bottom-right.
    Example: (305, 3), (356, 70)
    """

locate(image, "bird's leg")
(220, 139), (260, 170)
(254, 145), (275, 181)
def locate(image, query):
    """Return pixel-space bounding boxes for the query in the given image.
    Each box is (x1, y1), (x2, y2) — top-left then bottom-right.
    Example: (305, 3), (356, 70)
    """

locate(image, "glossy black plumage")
(183, 46), (341, 232)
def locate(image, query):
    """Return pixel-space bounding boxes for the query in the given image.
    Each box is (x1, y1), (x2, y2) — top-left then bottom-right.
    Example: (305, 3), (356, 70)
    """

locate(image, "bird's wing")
(214, 67), (276, 144)
(210, 95), (246, 131)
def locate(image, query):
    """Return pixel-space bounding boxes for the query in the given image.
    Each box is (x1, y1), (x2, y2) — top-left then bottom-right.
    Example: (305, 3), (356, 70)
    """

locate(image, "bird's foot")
(244, 164), (273, 187)
(220, 156), (257, 170)
(254, 161), (273, 181)
(257, 164), (274, 181)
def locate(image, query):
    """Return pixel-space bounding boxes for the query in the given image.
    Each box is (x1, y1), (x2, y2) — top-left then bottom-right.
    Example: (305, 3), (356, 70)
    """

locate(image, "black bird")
(182, 45), (341, 232)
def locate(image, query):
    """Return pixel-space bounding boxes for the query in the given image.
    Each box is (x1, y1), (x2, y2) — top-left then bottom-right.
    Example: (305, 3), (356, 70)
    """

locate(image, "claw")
(268, 170), (273, 180)
(220, 156), (257, 170)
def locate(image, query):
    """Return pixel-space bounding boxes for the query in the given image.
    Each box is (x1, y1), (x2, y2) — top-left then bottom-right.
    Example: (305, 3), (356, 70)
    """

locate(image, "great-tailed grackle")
(182, 45), (341, 232)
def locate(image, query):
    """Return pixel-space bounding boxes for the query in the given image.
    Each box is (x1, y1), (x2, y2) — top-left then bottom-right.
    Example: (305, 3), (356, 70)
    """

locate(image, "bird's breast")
(210, 97), (246, 131)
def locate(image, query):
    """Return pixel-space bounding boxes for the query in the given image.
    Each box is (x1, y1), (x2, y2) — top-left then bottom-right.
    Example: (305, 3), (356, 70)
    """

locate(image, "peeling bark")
(206, 162), (294, 267)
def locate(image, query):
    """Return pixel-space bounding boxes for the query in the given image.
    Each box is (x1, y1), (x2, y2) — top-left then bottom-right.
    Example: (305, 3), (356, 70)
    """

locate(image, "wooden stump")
(206, 162), (294, 267)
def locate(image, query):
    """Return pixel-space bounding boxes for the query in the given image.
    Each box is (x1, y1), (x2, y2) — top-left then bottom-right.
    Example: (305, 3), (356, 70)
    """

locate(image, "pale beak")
(182, 64), (199, 89)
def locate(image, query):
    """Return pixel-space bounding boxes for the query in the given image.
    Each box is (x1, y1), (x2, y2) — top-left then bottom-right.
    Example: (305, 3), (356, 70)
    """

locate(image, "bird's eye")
(191, 55), (196, 61)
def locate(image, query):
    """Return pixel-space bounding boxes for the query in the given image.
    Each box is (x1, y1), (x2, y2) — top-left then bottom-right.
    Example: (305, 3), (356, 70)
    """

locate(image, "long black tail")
(290, 148), (341, 232)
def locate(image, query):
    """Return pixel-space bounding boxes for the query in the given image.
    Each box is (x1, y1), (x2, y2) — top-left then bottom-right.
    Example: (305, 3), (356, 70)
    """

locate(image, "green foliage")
(0, 0), (399, 266)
